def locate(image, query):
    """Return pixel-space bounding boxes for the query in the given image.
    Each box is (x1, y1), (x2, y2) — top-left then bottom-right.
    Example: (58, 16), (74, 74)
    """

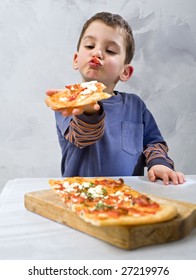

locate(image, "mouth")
(89, 56), (103, 67)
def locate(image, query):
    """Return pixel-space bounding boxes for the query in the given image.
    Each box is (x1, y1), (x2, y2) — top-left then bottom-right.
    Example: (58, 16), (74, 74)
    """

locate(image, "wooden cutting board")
(24, 189), (196, 250)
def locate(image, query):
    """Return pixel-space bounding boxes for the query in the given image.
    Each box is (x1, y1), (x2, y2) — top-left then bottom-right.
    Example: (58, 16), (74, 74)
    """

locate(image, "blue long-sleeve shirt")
(55, 91), (174, 177)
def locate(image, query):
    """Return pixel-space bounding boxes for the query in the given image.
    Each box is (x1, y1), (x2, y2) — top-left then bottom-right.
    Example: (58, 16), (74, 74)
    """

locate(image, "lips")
(89, 56), (103, 67)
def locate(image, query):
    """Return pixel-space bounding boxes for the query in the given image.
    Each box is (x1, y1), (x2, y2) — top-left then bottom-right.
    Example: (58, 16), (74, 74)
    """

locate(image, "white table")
(0, 176), (195, 260)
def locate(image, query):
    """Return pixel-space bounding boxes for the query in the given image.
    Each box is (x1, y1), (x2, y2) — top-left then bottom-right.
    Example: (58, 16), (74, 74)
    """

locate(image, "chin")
(83, 71), (101, 81)
(84, 76), (101, 82)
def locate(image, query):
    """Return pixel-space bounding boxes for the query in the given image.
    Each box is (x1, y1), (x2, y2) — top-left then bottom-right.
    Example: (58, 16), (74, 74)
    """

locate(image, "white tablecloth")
(0, 176), (195, 260)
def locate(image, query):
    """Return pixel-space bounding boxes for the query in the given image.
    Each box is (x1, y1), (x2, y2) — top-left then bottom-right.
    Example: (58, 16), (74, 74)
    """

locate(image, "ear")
(120, 65), (134, 82)
(73, 52), (79, 70)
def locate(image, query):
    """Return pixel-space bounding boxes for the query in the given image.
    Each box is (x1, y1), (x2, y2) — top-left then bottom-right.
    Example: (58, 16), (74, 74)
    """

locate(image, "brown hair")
(76, 12), (135, 64)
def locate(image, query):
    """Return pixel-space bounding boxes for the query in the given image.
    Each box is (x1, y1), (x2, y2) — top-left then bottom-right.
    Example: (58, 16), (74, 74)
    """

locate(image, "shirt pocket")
(121, 121), (143, 155)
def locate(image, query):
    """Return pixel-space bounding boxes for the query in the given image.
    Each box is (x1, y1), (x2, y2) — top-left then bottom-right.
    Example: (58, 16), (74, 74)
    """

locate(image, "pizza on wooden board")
(48, 177), (177, 226)
(45, 80), (111, 110)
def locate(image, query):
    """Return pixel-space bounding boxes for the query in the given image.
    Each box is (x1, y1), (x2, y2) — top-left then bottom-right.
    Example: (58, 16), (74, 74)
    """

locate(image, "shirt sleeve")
(64, 104), (105, 148)
(143, 142), (174, 170)
(142, 104), (174, 170)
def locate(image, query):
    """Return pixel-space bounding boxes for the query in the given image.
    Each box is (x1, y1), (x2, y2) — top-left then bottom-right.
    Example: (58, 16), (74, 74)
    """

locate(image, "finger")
(162, 173), (170, 185)
(169, 172), (179, 185)
(45, 89), (61, 96)
(61, 108), (73, 116)
(148, 169), (156, 182)
(72, 107), (84, 115)
(168, 171), (186, 185)
(176, 172), (186, 184)
(93, 103), (100, 111)
(61, 103), (101, 116)
(61, 106), (84, 116)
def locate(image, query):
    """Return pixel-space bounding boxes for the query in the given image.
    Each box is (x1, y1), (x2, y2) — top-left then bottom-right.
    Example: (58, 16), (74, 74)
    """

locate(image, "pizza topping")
(59, 97), (68, 102)
(48, 177), (177, 226)
(132, 195), (160, 208)
(52, 178), (155, 213)
(50, 179), (157, 212)
(45, 81), (110, 110)
(112, 191), (124, 197)
(65, 81), (103, 99)
(87, 185), (105, 198)
(81, 81), (98, 92)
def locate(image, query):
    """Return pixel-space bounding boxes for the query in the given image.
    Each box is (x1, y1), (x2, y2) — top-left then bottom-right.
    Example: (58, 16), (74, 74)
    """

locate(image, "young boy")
(46, 12), (185, 185)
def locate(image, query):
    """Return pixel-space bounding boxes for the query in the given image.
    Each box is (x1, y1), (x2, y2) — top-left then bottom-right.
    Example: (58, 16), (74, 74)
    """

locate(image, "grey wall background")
(0, 0), (196, 191)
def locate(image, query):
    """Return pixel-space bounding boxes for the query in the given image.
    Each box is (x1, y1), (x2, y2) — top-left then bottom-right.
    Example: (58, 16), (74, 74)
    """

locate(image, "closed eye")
(85, 45), (94, 49)
(106, 49), (117, 55)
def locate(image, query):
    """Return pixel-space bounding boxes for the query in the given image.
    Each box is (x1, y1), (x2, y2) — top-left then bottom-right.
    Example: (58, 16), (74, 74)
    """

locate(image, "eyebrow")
(82, 35), (95, 41)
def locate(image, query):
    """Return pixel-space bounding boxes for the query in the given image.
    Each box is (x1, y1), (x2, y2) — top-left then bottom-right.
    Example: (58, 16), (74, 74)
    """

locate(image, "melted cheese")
(59, 97), (68, 101)
(88, 185), (104, 198)
(80, 81), (98, 94)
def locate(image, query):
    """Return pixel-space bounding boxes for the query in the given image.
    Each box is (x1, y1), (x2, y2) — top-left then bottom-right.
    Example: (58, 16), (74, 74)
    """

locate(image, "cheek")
(106, 59), (122, 74)
(76, 57), (86, 69)
(76, 50), (88, 66)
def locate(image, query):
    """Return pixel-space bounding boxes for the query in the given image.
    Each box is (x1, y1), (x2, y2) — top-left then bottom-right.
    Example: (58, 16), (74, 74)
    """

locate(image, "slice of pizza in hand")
(49, 177), (178, 227)
(45, 80), (111, 110)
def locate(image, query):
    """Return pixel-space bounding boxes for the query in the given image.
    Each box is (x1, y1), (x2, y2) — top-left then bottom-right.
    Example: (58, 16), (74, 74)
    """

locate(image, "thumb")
(45, 89), (62, 96)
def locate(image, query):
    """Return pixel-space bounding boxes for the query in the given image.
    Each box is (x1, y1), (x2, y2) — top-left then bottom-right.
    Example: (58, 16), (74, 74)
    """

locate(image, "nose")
(92, 49), (103, 59)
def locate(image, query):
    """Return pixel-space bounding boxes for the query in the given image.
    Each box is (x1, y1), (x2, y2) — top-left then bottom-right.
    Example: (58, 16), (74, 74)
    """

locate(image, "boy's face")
(73, 20), (133, 93)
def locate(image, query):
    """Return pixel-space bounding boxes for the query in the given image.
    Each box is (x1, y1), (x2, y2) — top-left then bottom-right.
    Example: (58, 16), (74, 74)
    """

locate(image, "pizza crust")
(81, 204), (178, 226)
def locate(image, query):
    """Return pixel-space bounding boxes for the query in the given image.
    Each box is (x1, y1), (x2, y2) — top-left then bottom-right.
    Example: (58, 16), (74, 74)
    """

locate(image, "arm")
(46, 89), (105, 148)
(55, 102), (105, 149)
(143, 142), (185, 184)
(65, 106), (105, 148)
(143, 142), (174, 170)
(142, 106), (185, 185)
